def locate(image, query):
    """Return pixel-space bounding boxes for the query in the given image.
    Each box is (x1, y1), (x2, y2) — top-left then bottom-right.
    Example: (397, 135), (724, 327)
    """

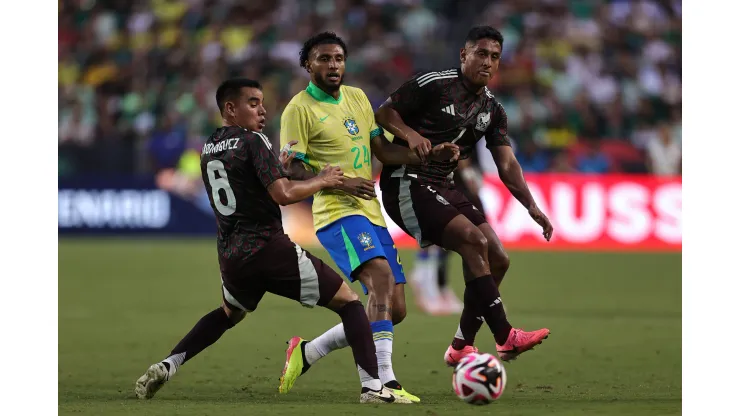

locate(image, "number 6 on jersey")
(206, 160), (236, 216)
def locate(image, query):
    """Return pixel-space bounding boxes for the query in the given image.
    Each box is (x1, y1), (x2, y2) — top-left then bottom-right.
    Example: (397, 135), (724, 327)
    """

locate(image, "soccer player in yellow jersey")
(277, 32), (458, 404)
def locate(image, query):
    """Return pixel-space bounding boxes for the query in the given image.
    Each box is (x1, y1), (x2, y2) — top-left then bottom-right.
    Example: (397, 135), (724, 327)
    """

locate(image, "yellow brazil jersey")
(280, 82), (386, 232)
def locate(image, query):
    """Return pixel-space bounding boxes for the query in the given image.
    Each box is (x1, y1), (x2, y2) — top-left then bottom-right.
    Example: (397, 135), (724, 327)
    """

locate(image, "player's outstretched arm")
(375, 100), (433, 161)
(490, 146), (553, 241)
(370, 136), (459, 165)
(268, 164), (344, 206)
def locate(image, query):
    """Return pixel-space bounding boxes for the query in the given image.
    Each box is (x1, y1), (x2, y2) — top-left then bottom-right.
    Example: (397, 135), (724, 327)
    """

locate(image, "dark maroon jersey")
(380, 68), (511, 187)
(200, 126), (288, 260)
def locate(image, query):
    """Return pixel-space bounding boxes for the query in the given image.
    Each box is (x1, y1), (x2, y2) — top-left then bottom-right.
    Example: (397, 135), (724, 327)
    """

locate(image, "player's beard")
(318, 73), (343, 93)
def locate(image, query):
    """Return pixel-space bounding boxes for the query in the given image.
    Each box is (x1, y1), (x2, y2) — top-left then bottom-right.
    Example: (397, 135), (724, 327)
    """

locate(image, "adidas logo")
(442, 104), (455, 116)
(489, 297), (502, 308)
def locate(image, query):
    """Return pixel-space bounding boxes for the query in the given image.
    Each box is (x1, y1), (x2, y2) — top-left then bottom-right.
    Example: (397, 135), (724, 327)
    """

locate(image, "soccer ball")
(452, 352), (507, 405)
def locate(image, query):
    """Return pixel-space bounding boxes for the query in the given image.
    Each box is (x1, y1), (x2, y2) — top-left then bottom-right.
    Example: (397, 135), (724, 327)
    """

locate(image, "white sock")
(162, 352), (186, 378)
(376, 339), (396, 384)
(358, 365), (383, 391)
(304, 323), (348, 365)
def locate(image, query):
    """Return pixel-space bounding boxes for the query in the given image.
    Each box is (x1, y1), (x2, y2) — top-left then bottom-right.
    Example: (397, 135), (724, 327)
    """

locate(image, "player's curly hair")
(465, 26), (504, 48)
(299, 32), (348, 69)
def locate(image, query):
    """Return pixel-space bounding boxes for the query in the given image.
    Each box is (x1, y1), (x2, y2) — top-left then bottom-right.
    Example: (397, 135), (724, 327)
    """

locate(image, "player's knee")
(460, 227), (488, 254)
(221, 304), (247, 327)
(358, 258), (395, 297)
(327, 282), (361, 311)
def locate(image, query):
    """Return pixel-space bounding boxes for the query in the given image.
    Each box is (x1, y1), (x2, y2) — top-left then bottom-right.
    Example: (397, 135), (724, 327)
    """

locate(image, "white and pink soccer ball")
(452, 352), (507, 405)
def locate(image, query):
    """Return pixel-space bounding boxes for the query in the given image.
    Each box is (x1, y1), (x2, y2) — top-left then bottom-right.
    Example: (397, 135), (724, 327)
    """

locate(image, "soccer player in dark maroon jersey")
(376, 27), (554, 364)
(135, 78), (401, 404)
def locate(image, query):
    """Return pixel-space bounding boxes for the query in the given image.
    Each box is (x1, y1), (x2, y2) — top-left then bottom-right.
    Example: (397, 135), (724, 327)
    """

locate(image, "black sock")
(164, 307), (234, 370)
(437, 249), (450, 288)
(336, 300), (379, 380)
(465, 275), (512, 345)
(451, 261), (487, 350)
(452, 303), (485, 350)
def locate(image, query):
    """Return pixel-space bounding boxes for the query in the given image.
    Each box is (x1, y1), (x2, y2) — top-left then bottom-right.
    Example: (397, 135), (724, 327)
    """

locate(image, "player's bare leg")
(441, 214), (548, 364)
(355, 259), (418, 402)
(135, 303), (245, 399)
(478, 223), (511, 288)
(391, 283), (407, 325)
(280, 280), (408, 404)
(287, 259), (418, 403)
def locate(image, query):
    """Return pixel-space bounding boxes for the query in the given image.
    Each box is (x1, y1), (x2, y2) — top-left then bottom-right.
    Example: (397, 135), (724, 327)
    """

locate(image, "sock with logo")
(464, 275), (512, 345)
(161, 307), (235, 378)
(451, 307), (485, 350)
(370, 320), (396, 385)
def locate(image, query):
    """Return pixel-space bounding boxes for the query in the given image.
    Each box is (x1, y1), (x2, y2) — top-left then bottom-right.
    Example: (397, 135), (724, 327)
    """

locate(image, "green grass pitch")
(59, 239), (681, 415)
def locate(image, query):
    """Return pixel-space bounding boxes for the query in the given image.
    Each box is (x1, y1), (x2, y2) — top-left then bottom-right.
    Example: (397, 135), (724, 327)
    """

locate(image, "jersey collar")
(306, 81), (343, 105)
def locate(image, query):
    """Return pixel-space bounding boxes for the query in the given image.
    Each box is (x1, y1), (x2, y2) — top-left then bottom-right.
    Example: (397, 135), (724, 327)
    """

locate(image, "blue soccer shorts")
(316, 215), (406, 295)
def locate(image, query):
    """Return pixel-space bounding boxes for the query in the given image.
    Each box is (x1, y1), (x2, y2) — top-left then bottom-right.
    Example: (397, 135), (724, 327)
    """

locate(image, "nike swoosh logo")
(319, 115), (329, 122)
(375, 391), (395, 403)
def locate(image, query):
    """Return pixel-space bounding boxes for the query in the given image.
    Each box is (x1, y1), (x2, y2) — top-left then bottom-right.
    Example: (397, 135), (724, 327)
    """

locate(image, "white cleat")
(360, 386), (413, 404)
(135, 363), (169, 399)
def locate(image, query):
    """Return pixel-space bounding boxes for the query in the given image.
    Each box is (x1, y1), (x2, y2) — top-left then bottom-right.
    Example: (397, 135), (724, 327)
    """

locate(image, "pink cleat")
(496, 328), (550, 361)
(444, 344), (479, 367)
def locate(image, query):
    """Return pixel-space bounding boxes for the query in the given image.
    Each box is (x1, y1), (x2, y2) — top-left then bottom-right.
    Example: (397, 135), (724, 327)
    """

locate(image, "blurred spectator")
(575, 140), (610, 174)
(551, 151), (576, 173)
(58, 0), (681, 177)
(59, 102), (95, 147)
(516, 140), (550, 173)
(646, 122), (681, 176)
(148, 112), (188, 171)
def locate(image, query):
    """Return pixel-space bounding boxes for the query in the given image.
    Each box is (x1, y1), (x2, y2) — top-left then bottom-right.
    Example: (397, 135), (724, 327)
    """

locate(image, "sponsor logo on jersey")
(475, 112), (491, 132)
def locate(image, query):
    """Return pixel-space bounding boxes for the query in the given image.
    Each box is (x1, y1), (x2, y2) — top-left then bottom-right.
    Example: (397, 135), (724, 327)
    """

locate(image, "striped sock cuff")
(370, 320), (394, 341)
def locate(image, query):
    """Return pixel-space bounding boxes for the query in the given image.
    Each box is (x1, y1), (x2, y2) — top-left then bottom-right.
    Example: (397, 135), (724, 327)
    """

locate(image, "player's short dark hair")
(215, 78), (262, 114)
(299, 31), (348, 68)
(465, 26), (504, 48)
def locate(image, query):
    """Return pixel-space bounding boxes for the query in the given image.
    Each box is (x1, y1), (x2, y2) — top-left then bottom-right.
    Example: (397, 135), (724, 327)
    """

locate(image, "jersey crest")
(475, 112), (491, 132)
(343, 117), (360, 136)
(358, 232), (375, 251)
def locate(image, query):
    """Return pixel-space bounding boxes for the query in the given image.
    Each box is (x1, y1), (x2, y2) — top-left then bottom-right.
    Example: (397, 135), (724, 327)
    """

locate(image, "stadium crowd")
(58, 0), (681, 178)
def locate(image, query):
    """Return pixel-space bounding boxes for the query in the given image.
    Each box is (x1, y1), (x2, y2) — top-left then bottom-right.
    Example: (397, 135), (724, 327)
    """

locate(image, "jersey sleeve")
(280, 103), (311, 164)
(485, 102), (512, 149)
(388, 75), (436, 119)
(245, 132), (288, 189)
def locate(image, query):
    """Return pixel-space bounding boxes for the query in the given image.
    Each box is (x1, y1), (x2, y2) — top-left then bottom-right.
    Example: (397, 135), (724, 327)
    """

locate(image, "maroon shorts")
(453, 169), (484, 212)
(219, 233), (343, 312)
(382, 177), (487, 248)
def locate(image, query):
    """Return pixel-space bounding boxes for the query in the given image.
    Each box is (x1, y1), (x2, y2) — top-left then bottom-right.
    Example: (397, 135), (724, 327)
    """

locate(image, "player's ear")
(226, 101), (236, 118)
(460, 47), (466, 64)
